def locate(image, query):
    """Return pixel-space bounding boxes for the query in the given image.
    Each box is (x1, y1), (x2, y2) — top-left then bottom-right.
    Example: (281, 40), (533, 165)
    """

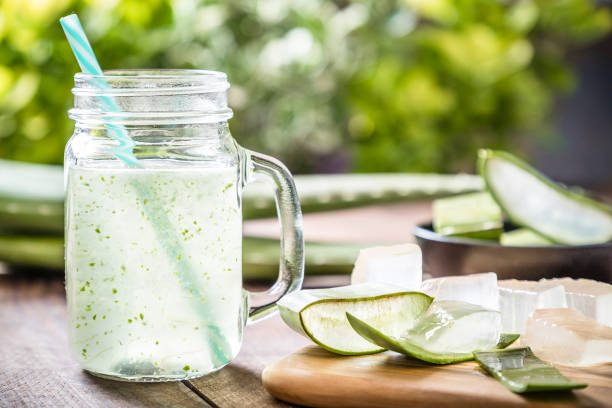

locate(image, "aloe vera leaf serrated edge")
(474, 347), (587, 393)
(478, 150), (612, 245)
(278, 284), (433, 355)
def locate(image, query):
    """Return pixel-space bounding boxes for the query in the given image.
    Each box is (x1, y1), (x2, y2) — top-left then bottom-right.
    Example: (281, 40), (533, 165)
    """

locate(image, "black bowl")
(414, 223), (612, 283)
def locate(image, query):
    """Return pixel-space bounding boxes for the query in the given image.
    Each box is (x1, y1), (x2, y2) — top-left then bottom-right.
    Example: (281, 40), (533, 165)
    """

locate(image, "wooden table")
(0, 271), (354, 407)
(0, 202), (435, 406)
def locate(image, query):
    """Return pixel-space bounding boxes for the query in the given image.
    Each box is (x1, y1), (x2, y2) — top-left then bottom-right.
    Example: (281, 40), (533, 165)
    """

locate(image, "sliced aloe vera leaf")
(347, 300), (504, 364)
(478, 150), (612, 245)
(500, 228), (554, 246)
(433, 192), (503, 239)
(497, 333), (520, 349)
(278, 283), (432, 355)
(474, 347), (587, 393)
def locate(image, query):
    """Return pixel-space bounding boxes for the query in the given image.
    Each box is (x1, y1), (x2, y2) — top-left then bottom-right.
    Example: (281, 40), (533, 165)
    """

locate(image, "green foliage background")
(0, 0), (610, 173)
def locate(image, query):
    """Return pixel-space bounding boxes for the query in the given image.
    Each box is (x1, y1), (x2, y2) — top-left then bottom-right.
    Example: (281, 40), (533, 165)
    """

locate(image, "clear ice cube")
(540, 278), (612, 327)
(523, 308), (612, 366)
(350, 244), (422, 290)
(420, 272), (499, 311)
(498, 279), (567, 334)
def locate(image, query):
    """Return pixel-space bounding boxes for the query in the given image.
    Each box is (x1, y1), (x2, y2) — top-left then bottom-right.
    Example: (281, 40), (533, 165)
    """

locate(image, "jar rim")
(73, 69), (230, 95)
(70, 69), (233, 124)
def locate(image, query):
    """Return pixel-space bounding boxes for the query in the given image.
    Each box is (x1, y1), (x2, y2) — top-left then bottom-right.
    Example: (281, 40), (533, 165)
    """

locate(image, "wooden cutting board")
(262, 346), (612, 408)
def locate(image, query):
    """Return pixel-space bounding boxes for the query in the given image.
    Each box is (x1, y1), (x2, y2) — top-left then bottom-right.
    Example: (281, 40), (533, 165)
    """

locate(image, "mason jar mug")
(64, 70), (304, 381)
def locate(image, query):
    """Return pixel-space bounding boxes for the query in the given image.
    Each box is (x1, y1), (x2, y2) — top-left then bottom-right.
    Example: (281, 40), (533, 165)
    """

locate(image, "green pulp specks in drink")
(65, 163), (242, 380)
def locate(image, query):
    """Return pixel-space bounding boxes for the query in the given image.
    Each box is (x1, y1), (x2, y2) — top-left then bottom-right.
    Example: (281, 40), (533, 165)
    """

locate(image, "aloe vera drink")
(65, 161), (243, 380)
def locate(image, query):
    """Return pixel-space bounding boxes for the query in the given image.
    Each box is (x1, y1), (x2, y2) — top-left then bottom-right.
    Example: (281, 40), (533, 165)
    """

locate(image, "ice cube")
(498, 279), (567, 334)
(540, 278), (612, 327)
(523, 308), (612, 366)
(420, 272), (499, 311)
(350, 244), (422, 290)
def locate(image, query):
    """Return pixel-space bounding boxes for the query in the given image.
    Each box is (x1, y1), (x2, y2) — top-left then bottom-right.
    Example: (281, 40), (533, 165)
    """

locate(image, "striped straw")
(60, 14), (139, 166)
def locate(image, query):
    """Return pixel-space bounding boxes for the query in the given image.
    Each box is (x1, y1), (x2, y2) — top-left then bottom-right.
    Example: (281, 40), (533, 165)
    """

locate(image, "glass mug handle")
(239, 148), (305, 324)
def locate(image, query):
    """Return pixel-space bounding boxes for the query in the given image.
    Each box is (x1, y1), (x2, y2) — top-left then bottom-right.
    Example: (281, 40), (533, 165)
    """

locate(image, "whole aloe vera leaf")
(0, 160), (64, 233)
(244, 173), (483, 219)
(1, 159), (483, 233)
(478, 150), (612, 245)
(474, 347), (587, 393)
(0, 234), (365, 277)
(0, 234), (64, 269)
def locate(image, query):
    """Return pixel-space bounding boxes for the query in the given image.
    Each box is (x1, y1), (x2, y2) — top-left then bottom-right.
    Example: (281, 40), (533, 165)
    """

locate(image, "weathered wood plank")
(0, 274), (211, 408)
(188, 314), (310, 408)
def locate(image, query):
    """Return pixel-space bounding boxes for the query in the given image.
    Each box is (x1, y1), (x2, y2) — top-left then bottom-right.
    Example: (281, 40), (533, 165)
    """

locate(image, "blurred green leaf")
(0, 0), (609, 172)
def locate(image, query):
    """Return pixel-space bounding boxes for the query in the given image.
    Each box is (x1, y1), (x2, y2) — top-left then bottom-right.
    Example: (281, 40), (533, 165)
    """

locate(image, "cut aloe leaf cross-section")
(347, 300), (511, 364)
(500, 228), (554, 247)
(433, 191), (503, 239)
(277, 283), (433, 355)
(474, 347), (587, 393)
(478, 149), (612, 245)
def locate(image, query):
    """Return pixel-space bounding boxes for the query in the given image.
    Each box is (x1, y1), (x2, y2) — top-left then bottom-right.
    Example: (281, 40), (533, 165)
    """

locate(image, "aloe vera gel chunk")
(433, 192), (503, 239)
(498, 279), (567, 334)
(474, 347), (587, 393)
(348, 300), (503, 364)
(479, 149), (612, 245)
(540, 278), (612, 327)
(523, 308), (612, 367)
(350, 244), (422, 289)
(278, 283), (432, 355)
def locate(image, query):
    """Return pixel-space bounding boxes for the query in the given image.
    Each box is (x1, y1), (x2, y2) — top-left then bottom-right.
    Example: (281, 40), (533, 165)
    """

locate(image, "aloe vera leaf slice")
(433, 191), (503, 239)
(347, 300), (505, 364)
(500, 228), (554, 246)
(478, 149), (612, 245)
(497, 333), (520, 349)
(278, 283), (433, 355)
(474, 347), (587, 393)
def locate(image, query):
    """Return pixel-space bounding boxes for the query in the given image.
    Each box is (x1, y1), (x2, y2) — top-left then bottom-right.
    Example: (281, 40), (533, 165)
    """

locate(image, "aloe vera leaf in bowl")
(478, 149), (612, 245)
(474, 347), (587, 393)
(500, 228), (554, 246)
(347, 300), (515, 364)
(432, 192), (503, 240)
(277, 283), (433, 355)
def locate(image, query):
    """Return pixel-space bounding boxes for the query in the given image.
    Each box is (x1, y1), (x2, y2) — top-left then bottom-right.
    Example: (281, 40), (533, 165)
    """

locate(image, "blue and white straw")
(60, 14), (139, 166)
